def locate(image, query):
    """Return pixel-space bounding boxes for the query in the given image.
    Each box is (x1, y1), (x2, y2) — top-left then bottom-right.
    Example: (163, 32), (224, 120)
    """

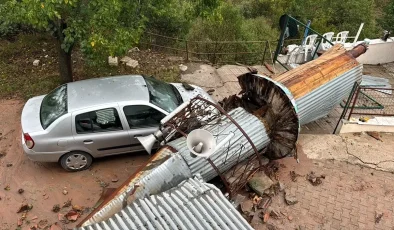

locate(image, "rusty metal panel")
(168, 107), (270, 181)
(81, 149), (192, 226)
(296, 65), (363, 125)
(76, 176), (253, 230)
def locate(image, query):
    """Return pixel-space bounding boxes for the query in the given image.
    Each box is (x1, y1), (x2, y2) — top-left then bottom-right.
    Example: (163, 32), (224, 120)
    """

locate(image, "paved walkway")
(254, 145), (394, 230)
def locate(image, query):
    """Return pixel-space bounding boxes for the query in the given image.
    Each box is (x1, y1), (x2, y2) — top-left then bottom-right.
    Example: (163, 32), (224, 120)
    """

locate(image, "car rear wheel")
(60, 151), (92, 172)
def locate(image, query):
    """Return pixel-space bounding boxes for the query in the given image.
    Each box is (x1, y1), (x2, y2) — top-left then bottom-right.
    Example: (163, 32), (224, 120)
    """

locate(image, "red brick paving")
(255, 149), (394, 230)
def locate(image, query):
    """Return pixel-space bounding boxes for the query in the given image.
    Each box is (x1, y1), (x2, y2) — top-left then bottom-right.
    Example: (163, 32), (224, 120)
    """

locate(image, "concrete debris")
(306, 171), (325, 186)
(241, 199), (254, 214)
(288, 215), (293, 221)
(33, 60), (40, 66)
(247, 172), (274, 196)
(179, 64), (188, 72)
(62, 189), (68, 195)
(126, 59), (138, 68)
(108, 56), (118, 66)
(232, 194), (247, 208)
(284, 193), (298, 205)
(50, 223), (63, 230)
(120, 56), (132, 63)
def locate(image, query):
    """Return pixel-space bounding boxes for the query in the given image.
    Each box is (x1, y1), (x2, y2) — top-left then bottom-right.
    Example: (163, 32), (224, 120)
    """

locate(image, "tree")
(381, 0), (394, 32)
(0, 0), (146, 83)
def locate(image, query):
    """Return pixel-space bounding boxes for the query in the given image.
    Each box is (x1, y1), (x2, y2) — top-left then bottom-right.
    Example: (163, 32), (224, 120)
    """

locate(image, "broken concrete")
(284, 193), (298, 205)
(299, 133), (394, 172)
(247, 172), (274, 197)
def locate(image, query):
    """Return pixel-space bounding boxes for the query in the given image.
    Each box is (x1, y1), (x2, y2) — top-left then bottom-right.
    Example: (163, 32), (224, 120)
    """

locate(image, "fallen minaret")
(78, 44), (367, 228)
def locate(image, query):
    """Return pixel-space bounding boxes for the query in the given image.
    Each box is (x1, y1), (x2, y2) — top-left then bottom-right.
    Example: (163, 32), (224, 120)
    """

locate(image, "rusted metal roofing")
(272, 44), (365, 99)
(296, 65), (363, 125)
(222, 44), (367, 159)
(76, 175), (253, 230)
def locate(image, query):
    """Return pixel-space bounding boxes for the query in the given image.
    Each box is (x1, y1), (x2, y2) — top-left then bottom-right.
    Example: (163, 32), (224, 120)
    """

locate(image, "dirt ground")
(0, 99), (150, 230)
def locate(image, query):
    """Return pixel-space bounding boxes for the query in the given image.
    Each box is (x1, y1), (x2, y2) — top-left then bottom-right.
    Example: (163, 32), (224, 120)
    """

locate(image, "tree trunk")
(58, 41), (73, 83)
(56, 20), (73, 83)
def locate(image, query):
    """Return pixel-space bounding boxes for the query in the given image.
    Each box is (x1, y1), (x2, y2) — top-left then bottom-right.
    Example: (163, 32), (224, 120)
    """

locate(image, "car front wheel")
(60, 151), (93, 172)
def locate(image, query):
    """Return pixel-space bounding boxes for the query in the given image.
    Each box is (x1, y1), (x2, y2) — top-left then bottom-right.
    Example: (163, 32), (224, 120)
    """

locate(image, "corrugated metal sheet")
(296, 65), (363, 125)
(76, 175), (253, 230)
(82, 149), (192, 226)
(168, 107), (270, 181)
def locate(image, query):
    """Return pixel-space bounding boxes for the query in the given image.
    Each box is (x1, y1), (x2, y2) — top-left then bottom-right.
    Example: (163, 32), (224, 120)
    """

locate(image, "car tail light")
(23, 133), (35, 149)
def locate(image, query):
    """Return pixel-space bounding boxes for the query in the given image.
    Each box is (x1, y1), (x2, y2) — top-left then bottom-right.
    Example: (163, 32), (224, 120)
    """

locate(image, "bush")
(187, 3), (279, 64)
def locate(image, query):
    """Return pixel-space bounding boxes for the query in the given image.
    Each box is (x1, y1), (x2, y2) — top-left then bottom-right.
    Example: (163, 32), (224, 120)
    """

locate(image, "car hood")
(170, 83), (215, 103)
(21, 95), (45, 133)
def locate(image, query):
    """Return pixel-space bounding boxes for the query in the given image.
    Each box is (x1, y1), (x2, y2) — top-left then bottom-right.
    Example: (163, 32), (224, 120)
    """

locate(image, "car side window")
(123, 105), (165, 129)
(75, 108), (123, 134)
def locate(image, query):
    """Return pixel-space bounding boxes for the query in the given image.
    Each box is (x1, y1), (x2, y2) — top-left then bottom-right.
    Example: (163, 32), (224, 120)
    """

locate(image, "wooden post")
(185, 40), (189, 62)
(262, 40), (268, 65)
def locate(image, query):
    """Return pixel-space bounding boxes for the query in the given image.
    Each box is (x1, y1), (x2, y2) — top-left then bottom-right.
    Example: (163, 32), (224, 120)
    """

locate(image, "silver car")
(21, 75), (213, 171)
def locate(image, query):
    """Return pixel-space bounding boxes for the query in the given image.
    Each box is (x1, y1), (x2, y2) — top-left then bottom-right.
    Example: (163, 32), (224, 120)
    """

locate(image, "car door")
(71, 106), (133, 157)
(121, 104), (167, 152)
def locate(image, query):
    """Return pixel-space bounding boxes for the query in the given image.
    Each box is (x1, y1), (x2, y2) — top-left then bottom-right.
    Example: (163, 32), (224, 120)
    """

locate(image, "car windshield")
(143, 76), (182, 113)
(40, 84), (68, 129)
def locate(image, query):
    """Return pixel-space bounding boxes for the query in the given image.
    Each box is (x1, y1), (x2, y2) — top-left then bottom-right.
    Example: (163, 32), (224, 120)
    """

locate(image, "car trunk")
(21, 95), (45, 134)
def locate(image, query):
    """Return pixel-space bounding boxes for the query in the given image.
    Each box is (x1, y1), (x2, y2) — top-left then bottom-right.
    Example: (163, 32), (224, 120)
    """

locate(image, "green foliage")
(142, 0), (193, 37)
(1, 0), (146, 61)
(380, 0), (394, 32)
(187, 2), (279, 64)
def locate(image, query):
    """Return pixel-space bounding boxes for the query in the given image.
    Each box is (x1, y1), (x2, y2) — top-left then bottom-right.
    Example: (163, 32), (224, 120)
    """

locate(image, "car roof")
(67, 75), (149, 112)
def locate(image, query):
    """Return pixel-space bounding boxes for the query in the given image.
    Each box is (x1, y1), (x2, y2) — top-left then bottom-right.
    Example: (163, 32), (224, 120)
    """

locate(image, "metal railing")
(334, 82), (394, 133)
(139, 32), (292, 65)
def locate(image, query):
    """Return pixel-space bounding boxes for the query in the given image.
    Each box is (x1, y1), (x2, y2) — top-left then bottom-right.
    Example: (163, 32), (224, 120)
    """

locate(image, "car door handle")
(133, 134), (143, 137)
(83, 140), (94, 144)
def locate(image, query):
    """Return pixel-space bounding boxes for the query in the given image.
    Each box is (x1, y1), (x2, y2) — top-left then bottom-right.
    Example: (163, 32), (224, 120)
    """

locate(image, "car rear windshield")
(40, 85), (68, 129)
(144, 76), (182, 113)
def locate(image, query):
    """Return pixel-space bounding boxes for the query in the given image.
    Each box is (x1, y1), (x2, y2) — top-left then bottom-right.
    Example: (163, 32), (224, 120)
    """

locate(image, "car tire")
(60, 151), (93, 172)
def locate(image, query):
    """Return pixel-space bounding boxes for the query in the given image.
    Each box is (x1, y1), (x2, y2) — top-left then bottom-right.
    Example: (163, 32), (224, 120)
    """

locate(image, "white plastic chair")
(303, 34), (318, 61)
(321, 32), (334, 50)
(335, 31), (349, 44)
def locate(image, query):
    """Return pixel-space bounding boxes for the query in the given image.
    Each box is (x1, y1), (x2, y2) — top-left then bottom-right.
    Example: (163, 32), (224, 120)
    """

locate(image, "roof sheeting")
(296, 65), (363, 125)
(81, 148), (192, 226)
(168, 107), (270, 181)
(76, 176), (253, 230)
